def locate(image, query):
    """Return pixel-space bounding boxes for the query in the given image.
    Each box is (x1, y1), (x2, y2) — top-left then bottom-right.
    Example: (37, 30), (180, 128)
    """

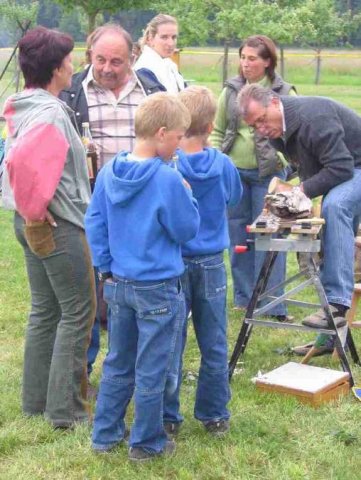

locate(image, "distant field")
(1, 46), (361, 114)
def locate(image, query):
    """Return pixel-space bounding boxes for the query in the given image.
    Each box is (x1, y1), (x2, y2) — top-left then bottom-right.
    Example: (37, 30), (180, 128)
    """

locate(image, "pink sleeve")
(7, 122), (69, 221)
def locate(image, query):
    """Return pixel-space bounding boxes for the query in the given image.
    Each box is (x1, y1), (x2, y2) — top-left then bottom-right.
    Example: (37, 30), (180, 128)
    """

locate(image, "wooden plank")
(295, 217), (325, 225)
(291, 224), (322, 235)
(249, 212), (324, 235)
(255, 362), (349, 394)
(255, 362), (350, 406)
(257, 380), (349, 406)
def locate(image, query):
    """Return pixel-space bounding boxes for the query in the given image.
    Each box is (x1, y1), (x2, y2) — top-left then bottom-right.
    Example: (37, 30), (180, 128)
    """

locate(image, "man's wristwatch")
(98, 271), (112, 282)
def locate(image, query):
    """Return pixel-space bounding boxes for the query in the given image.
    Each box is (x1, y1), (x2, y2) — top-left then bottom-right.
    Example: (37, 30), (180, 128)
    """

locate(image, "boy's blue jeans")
(163, 252), (231, 425)
(92, 276), (185, 453)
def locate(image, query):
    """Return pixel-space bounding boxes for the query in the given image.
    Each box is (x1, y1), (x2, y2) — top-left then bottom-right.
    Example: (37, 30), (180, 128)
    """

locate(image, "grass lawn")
(1, 48), (361, 479)
(1, 206), (361, 479)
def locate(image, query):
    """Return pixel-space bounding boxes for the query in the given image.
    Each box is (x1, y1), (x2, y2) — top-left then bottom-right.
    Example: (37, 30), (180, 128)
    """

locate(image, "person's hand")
(183, 179), (191, 189)
(276, 183), (293, 193)
(45, 210), (57, 227)
(268, 177), (293, 194)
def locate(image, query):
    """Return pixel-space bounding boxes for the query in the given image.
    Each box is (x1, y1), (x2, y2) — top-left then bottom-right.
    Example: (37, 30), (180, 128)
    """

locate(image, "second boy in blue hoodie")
(164, 86), (242, 437)
(85, 93), (200, 461)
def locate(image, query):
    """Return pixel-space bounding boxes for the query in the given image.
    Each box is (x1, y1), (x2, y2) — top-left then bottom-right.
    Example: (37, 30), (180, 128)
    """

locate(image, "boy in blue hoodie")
(85, 92), (200, 461)
(163, 86), (242, 437)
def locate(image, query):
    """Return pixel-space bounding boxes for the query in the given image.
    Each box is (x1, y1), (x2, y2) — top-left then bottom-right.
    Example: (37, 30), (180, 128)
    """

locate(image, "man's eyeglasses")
(248, 107), (268, 134)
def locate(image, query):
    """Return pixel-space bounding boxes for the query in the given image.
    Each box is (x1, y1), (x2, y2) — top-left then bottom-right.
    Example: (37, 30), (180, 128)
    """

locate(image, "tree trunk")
(279, 45), (285, 78)
(15, 54), (21, 92)
(315, 49), (321, 85)
(222, 40), (230, 85)
(88, 12), (98, 34)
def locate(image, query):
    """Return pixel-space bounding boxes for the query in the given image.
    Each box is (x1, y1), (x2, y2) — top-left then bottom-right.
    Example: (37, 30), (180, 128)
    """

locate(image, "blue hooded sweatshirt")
(177, 147), (242, 256)
(85, 152), (200, 281)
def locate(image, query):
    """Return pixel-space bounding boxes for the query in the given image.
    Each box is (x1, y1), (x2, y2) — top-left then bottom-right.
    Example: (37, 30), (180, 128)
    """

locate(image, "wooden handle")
(295, 218), (325, 225)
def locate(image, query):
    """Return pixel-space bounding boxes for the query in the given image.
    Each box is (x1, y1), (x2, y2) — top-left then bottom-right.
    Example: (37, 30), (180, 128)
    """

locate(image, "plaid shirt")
(83, 67), (145, 168)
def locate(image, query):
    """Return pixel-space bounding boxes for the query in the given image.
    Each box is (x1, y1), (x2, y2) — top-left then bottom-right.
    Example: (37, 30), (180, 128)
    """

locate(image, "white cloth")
(134, 45), (185, 93)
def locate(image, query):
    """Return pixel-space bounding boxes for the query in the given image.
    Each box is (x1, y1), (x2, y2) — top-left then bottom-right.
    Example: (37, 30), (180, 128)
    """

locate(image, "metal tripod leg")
(346, 329), (361, 366)
(310, 256), (356, 385)
(229, 250), (278, 380)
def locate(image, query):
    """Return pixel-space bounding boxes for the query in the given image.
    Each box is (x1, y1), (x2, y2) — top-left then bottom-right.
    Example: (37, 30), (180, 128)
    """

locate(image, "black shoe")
(164, 422), (181, 438)
(128, 439), (176, 462)
(93, 428), (129, 454)
(203, 419), (230, 437)
(270, 315), (295, 323)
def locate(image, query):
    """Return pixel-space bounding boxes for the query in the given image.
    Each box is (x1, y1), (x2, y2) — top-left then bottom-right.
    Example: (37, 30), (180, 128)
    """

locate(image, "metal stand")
(229, 221), (361, 386)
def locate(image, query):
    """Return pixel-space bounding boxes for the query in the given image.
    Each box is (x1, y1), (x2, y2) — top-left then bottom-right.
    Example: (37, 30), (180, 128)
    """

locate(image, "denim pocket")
(103, 279), (117, 305)
(204, 262), (227, 299)
(134, 282), (172, 318)
(24, 220), (55, 257)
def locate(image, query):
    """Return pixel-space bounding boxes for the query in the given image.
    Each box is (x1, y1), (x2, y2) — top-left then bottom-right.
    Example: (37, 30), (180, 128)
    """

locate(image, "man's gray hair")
(238, 84), (276, 118)
(88, 23), (133, 55)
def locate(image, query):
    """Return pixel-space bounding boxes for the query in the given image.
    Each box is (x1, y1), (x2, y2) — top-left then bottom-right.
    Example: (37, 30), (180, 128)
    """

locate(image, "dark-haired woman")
(2, 26), (96, 428)
(211, 35), (296, 319)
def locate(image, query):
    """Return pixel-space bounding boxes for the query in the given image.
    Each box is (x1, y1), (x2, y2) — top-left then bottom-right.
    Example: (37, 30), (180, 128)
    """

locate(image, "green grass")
(1, 203), (361, 479)
(2, 47), (361, 479)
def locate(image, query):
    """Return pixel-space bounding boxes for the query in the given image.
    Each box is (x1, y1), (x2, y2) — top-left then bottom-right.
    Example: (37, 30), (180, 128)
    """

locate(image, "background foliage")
(1, 0), (361, 46)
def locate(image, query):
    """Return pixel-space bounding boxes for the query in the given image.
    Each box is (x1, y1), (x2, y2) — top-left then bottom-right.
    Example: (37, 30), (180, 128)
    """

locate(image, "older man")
(60, 24), (164, 391)
(60, 24), (164, 167)
(238, 84), (361, 331)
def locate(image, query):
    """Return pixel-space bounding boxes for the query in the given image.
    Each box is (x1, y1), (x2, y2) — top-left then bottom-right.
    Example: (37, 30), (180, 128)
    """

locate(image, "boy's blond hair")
(135, 92), (191, 138)
(179, 86), (217, 137)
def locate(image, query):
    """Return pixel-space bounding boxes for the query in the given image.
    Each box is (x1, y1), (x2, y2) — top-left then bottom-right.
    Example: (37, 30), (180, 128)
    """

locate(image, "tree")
(0, 0), (38, 38)
(53, 0), (148, 33)
(0, 0), (38, 90)
(295, 0), (360, 84)
(37, 0), (61, 29)
(58, 8), (85, 42)
(259, 1), (304, 77)
(155, 0), (302, 82)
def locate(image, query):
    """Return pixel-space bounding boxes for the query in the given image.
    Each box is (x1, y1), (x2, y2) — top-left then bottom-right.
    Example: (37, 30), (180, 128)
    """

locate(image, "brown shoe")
(291, 341), (333, 357)
(302, 307), (346, 329)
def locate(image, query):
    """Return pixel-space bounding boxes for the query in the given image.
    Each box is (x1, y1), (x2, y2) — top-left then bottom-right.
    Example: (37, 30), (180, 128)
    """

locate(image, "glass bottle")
(81, 122), (98, 191)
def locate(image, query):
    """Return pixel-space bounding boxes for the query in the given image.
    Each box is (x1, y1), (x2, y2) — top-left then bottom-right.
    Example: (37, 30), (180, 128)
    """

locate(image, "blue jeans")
(14, 213), (96, 427)
(228, 168), (287, 314)
(87, 269), (100, 377)
(92, 276), (185, 453)
(321, 169), (361, 307)
(164, 253), (231, 424)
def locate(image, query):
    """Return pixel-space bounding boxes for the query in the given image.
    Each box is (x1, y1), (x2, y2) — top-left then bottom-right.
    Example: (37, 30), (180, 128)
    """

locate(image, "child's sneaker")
(128, 439), (176, 463)
(164, 422), (181, 437)
(203, 419), (230, 437)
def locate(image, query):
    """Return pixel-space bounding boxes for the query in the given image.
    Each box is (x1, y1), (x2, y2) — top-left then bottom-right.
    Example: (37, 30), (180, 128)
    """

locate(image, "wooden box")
(255, 362), (350, 407)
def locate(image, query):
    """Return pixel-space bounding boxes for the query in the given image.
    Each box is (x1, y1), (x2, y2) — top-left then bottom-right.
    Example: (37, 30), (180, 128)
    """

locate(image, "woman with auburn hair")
(2, 26), (96, 428)
(211, 35), (297, 320)
(134, 13), (185, 93)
